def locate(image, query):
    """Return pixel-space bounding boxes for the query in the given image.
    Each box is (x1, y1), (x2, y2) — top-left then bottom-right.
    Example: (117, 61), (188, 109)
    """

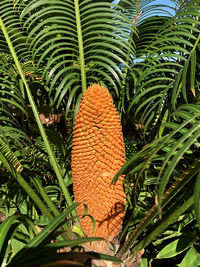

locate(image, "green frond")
(19, 0), (136, 114)
(0, 0), (31, 59)
(33, 135), (63, 165)
(0, 137), (23, 173)
(115, 102), (200, 210)
(156, 105), (200, 205)
(127, 0), (200, 133)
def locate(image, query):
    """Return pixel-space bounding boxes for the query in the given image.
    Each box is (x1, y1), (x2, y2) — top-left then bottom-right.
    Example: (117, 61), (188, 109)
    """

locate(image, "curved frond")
(0, 0), (31, 59)
(127, 1), (200, 134)
(19, 0), (136, 113)
(116, 103), (200, 211)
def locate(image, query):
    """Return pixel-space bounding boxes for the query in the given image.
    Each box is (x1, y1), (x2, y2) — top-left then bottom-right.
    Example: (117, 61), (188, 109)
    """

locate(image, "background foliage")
(1, 0), (200, 266)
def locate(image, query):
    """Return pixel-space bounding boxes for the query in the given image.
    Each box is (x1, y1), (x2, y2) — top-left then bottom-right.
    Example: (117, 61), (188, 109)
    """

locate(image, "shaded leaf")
(157, 235), (195, 259)
(179, 245), (200, 267)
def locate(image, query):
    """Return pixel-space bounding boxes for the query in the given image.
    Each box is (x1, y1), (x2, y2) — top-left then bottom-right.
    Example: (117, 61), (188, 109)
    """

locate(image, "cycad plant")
(1, 0), (200, 266)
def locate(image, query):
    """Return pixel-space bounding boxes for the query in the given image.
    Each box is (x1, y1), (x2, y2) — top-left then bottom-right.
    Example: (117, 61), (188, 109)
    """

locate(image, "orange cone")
(72, 84), (126, 251)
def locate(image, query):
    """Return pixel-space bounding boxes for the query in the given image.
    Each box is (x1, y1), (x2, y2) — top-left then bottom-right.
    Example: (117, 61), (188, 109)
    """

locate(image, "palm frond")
(19, 0), (136, 116)
(127, 0), (200, 135)
(0, 0), (31, 59)
(115, 103), (200, 211)
(0, 138), (24, 172)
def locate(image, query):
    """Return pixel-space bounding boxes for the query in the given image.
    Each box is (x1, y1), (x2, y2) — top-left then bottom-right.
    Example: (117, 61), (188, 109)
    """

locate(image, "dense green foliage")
(1, 0), (200, 266)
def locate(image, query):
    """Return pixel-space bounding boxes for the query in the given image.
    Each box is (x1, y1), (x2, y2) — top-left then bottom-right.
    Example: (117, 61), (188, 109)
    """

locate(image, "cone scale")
(72, 84), (126, 251)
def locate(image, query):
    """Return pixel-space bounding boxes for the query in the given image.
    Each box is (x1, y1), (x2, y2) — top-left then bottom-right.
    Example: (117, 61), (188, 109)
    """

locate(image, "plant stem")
(0, 16), (76, 217)
(32, 178), (72, 234)
(126, 195), (193, 264)
(74, 0), (87, 94)
(32, 178), (60, 218)
(16, 173), (54, 221)
(16, 173), (72, 239)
